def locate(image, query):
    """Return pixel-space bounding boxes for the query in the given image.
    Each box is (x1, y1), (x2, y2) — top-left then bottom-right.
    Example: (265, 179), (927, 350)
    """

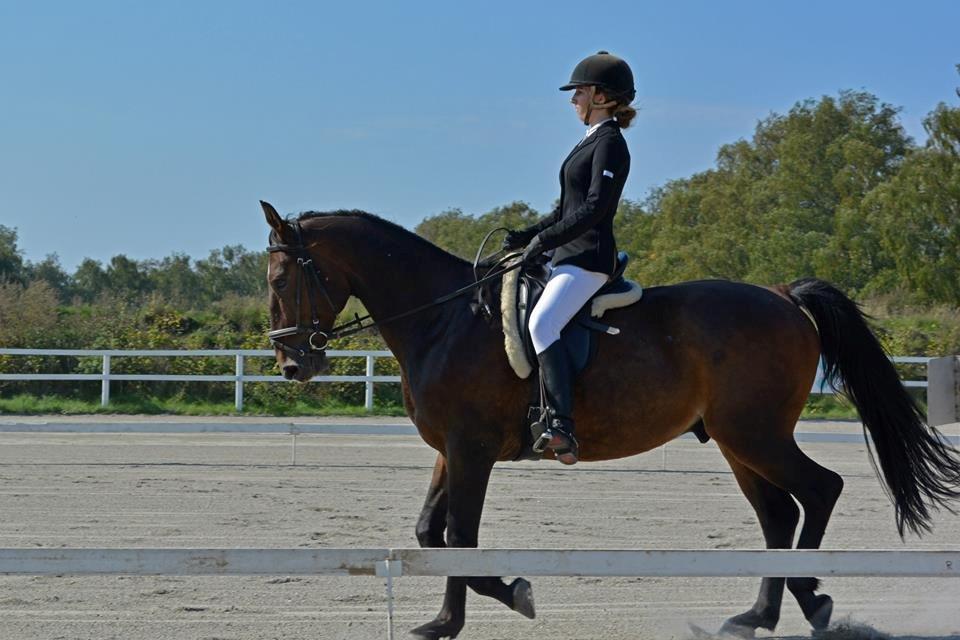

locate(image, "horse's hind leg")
(717, 447), (799, 636)
(728, 437), (843, 633)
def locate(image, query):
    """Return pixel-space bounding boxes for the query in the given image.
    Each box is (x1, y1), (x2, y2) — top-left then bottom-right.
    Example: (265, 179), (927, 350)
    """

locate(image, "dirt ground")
(0, 417), (958, 640)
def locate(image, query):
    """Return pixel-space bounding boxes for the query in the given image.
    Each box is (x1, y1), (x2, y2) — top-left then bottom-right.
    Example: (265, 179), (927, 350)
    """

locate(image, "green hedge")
(0, 282), (956, 416)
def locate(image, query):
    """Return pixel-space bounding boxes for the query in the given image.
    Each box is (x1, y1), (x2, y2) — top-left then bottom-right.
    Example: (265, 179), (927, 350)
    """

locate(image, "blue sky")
(1, 0), (957, 269)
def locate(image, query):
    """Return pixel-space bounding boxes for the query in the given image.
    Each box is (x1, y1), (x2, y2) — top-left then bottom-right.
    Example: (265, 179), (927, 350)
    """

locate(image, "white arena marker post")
(234, 353), (245, 412)
(101, 354), (111, 407)
(290, 425), (300, 465)
(928, 356), (959, 430)
(376, 558), (402, 640)
(365, 354), (376, 411)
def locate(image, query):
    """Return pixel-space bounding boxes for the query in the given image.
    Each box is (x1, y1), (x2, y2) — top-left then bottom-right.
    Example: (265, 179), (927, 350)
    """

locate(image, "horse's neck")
(335, 221), (475, 363)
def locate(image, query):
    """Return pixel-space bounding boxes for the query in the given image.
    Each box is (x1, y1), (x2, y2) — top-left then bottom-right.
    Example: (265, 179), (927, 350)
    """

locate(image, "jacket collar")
(583, 117), (616, 140)
(561, 119), (617, 166)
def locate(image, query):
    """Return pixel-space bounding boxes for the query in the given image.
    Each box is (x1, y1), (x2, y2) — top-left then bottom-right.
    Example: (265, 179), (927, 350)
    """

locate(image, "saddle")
(481, 255), (709, 460)
(501, 252), (643, 379)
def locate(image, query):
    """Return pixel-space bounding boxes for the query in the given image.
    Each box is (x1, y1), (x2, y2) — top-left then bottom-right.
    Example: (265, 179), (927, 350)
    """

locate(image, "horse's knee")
(445, 523), (479, 548)
(416, 516), (444, 548)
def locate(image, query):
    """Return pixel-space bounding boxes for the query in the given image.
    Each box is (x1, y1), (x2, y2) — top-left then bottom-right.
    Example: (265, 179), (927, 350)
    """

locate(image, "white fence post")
(928, 356), (959, 428)
(234, 353), (245, 412)
(365, 354), (375, 411)
(376, 559), (399, 640)
(101, 354), (111, 407)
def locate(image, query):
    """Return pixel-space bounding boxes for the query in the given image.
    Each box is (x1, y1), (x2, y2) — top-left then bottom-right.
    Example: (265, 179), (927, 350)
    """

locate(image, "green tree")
(195, 245), (267, 303)
(613, 198), (657, 282)
(25, 253), (72, 301)
(860, 103), (960, 304)
(72, 258), (110, 303)
(416, 201), (543, 259)
(0, 225), (25, 284)
(0, 280), (60, 347)
(634, 91), (912, 289)
(148, 254), (201, 306)
(106, 254), (152, 301)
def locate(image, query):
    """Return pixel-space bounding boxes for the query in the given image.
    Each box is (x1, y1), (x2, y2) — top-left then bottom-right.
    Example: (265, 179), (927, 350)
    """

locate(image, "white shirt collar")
(582, 117), (614, 140)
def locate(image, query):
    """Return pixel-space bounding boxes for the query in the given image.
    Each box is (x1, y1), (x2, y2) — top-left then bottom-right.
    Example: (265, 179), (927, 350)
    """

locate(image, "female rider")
(503, 51), (636, 465)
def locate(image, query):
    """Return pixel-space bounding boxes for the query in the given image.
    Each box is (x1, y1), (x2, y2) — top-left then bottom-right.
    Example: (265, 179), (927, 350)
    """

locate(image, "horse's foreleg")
(416, 453), (449, 548)
(409, 438), (497, 640)
(415, 453), (536, 621)
(718, 448), (799, 636)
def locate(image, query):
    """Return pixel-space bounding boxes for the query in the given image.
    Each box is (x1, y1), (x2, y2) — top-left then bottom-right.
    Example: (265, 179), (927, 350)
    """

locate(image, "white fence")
(0, 348), (399, 411)
(0, 349), (932, 413)
(1, 547), (957, 640)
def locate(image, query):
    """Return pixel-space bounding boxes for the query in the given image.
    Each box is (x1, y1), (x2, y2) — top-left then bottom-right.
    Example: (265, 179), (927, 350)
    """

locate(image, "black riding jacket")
(525, 119), (630, 276)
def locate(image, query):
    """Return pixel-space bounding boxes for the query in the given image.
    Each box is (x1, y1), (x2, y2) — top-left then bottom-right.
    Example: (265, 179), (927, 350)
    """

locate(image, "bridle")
(266, 221), (337, 359)
(266, 221), (523, 359)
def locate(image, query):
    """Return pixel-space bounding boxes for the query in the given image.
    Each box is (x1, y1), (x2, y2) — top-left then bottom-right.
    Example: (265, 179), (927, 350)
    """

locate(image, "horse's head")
(261, 200), (351, 382)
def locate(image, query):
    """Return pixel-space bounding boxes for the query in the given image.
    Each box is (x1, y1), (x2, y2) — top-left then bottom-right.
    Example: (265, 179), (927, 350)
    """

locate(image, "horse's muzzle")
(279, 353), (329, 382)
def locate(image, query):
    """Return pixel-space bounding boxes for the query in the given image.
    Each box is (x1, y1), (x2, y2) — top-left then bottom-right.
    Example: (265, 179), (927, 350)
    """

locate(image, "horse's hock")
(928, 356), (960, 428)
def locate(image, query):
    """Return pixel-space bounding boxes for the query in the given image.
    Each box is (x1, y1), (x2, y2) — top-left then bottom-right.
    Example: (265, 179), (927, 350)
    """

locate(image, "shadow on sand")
(689, 619), (960, 640)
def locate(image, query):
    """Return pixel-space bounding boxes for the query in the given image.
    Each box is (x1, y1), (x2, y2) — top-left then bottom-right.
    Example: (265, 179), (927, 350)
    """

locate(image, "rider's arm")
(535, 136), (629, 251)
(523, 204), (561, 236)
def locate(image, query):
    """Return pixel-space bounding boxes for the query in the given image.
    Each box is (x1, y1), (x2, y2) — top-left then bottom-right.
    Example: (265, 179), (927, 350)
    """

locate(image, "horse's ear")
(261, 200), (290, 242)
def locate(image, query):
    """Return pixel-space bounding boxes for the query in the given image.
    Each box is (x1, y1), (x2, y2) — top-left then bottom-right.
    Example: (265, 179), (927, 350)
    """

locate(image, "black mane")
(293, 209), (469, 266)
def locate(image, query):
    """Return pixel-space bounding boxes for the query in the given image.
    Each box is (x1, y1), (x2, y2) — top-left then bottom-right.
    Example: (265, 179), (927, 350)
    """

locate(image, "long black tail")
(788, 278), (960, 537)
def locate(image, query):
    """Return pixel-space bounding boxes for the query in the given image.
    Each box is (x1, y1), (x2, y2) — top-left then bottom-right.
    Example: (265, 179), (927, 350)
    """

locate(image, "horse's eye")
(274, 279), (287, 291)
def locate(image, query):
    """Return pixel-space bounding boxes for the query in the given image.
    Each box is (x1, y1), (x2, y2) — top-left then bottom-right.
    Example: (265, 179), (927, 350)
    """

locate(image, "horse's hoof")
(408, 619), (461, 639)
(808, 594), (833, 631)
(719, 608), (778, 637)
(717, 620), (756, 638)
(510, 577), (536, 619)
(689, 622), (750, 639)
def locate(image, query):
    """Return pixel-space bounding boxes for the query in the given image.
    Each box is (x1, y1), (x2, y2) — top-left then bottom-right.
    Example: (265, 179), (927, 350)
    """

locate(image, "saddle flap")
(500, 253), (643, 380)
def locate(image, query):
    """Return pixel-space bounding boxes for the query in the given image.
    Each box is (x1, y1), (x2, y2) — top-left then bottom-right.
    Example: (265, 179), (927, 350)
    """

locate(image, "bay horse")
(260, 201), (960, 639)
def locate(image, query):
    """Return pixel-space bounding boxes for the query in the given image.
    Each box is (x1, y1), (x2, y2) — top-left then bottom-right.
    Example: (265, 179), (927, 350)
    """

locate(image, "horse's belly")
(574, 395), (701, 461)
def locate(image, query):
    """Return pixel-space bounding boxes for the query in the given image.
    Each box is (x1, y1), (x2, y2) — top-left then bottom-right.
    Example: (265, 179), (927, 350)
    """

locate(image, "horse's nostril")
(282, 364), (299, 380)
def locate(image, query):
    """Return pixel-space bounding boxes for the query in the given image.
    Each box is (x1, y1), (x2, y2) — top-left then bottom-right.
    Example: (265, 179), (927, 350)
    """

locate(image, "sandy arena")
(0, 416), (958, 640)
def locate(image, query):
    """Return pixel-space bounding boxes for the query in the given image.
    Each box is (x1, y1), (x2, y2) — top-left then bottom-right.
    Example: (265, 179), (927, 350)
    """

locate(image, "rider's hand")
(521, 235), (546, 265)
(502, 229), (533, 251)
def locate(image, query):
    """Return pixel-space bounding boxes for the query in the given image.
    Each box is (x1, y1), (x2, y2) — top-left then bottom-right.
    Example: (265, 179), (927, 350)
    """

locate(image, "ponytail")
(614, 102), (637, 129)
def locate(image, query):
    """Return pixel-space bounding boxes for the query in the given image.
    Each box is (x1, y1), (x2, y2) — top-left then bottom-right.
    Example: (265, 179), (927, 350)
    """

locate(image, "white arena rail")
(0, 348), (400, 411)
(1, 548), (957, 640)
(0, 348), (932, 412)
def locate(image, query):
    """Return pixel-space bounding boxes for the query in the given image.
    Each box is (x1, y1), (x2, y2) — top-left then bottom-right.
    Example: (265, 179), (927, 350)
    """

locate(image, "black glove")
(521, 235), (546, 265)
(502, 228), (534, 251)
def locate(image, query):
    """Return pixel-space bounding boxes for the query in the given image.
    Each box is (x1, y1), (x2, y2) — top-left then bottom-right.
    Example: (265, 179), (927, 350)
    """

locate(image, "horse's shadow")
(688, 620), (960, 640)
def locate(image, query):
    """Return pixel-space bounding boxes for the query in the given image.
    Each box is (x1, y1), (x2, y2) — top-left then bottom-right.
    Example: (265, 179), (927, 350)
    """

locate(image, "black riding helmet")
(560, 50), (636, 103)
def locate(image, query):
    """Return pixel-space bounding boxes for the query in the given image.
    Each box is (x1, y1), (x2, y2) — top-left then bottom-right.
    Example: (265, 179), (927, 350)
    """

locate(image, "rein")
(267, 221), (521, 357)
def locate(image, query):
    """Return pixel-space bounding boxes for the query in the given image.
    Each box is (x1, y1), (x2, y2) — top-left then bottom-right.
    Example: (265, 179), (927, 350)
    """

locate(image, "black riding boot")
(533, 341), (579, 464)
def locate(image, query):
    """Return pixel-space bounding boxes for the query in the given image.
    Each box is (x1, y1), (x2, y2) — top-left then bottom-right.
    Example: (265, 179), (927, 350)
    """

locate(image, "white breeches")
(529, 264), (608, 355)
